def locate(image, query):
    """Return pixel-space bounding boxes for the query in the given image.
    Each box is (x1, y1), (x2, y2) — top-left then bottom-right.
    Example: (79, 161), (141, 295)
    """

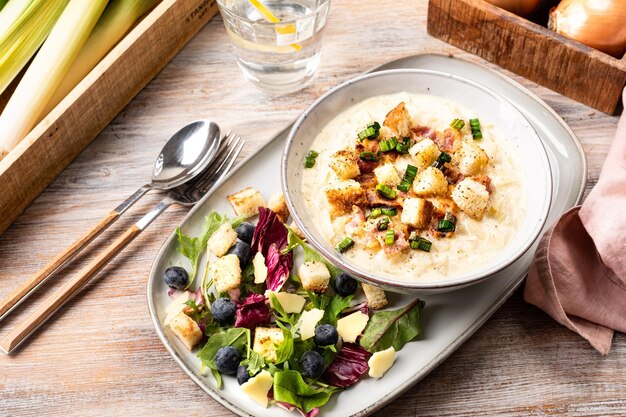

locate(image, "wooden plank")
(427, 0), (626, 114)
(0, 0), (218, 236)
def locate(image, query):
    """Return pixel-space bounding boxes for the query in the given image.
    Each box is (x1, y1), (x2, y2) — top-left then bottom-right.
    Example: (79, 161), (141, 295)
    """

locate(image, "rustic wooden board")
(0, 0), (218, 236)
(0, 0), (623, 415)
(427, 0), (626, 114)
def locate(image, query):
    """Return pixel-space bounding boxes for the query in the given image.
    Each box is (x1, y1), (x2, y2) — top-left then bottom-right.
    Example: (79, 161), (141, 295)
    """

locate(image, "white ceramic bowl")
(281, 69), (552, 293)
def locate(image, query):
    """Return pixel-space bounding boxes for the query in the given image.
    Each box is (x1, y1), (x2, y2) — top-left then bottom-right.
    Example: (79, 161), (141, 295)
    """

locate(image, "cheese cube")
(368, 347), (396, 378)
(325, 180), (367, 216)
(253, 327), (284, 363)
(374, 163), (401, 187)
(298, 308), (325, 340)
(400, 197), (433, 230)
(412, 167), (448, 197)
(456, 141), (489, 176)
(451, 178), (490, 220)
(252, 252), (268, 284)
(241, 370), (273, 407)
(268, 291), (306, 313)
(169, 311), (203, 351)
(409, 138), (440, 170)
(207, 222), (238, 257)
(298, 261), (330, 293)
(227, 187), (267, 218)
(164, 292), (193, 326)
(329, 149), (360, 180)
(383, 102), (411, 137)
(336, 311), (369, 343)
(361, 283), (388, 310)
(268, 192), (290, 222)
(212, 254), (242, 293)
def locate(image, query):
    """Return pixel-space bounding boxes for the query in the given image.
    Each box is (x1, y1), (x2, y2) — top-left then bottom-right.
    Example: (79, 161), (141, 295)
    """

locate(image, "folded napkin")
(524, 89), (626, 355)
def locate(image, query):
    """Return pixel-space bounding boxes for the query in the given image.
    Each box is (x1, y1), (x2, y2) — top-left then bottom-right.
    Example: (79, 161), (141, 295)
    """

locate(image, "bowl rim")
(280, 68), (553, 292)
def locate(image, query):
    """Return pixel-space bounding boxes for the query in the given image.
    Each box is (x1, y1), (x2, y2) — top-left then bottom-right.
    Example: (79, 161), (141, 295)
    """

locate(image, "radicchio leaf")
(234, 293), (271, 329)
(266, 243), (293, 291)
(250, 207), (293, 291)
(322, 343), (371, 388)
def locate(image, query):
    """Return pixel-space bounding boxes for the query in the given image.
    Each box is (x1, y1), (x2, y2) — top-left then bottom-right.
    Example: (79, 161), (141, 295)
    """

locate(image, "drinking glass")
(217, 0), (331, 93)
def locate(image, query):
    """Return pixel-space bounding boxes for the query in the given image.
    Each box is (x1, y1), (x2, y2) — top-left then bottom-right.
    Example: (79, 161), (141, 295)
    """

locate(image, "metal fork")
(0, 132), (245, 354)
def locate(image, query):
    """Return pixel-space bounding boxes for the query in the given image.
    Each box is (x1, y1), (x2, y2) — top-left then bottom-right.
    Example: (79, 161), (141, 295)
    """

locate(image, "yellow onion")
(549, 0), (626, 58)
(483, 0), (542, 17)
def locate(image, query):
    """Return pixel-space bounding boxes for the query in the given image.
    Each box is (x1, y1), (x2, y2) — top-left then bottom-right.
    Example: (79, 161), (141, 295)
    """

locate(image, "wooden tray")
(427, 0), (626, 114)
(0, 0), (218, 236)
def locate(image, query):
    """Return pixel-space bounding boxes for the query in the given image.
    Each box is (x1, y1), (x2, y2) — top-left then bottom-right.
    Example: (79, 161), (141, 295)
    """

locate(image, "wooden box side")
(0, 0), (218, 235)
(427, 0), (626, 114)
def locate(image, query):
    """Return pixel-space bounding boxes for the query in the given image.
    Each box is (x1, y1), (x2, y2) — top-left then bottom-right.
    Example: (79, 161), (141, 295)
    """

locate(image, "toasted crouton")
(169, 311), (203, 350)
(362, 283), (388, 309)
(253, 327), (284, 362)
(451, 178), (489, 219)
(374, 163), (402, 187)
(227, 187), (266, 218)
(208, 222), (237, 257)
(212, 254), (242, 293)
(329, 148), (360, 180)
(400, 197), (433, 229)
(298, 261), (330, 293)
(383, 102), (411, 137)
(268, 192), (290, 222)
(409, 138), (441, 170)
(455, 141), (489, 176)
(412, 167), (448, 197)
(289, 221), (306, 240)
(325, 180), (367, 216)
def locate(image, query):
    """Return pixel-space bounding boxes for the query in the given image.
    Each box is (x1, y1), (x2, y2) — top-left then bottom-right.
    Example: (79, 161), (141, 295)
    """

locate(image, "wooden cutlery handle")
(0, 210), (120, 320)
(0, 224), (142, 354)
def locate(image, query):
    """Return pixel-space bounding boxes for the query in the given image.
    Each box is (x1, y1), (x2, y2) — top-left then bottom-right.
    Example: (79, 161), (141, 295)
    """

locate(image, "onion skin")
(549, 0), (626, 58)
(483, 0), (542, 17)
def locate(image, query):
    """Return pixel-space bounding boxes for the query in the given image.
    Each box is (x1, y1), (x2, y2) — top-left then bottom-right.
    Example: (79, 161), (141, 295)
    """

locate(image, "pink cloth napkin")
(524, 89), (626, 355)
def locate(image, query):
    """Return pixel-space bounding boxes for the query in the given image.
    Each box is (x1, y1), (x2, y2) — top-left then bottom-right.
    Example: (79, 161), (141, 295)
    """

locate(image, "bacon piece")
(472, 174), (493, 193)
(434, 128), (461, 153)
(411, 125), (439, 141)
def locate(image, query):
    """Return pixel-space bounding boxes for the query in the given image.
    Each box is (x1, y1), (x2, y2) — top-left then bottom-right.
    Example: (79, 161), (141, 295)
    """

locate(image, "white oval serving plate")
(147, 55), (585, 417)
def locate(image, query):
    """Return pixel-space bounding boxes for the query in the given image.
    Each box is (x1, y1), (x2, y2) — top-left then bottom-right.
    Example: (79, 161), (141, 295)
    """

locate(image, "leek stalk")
(0, 0), (109, 158)
(0, 0), (70, 96)
(44, 0), (160, 115)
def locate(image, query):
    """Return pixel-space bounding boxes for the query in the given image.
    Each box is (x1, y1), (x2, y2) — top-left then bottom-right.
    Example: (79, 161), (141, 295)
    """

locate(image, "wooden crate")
(0, 0), (218, 235)
(427, 0), (626, 114)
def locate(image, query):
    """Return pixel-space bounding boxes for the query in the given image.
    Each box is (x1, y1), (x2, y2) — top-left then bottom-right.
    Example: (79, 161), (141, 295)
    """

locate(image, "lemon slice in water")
(248, 0), (301, 51)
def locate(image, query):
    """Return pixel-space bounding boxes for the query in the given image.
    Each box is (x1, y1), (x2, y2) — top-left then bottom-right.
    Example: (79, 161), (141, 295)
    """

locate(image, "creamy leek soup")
(300, 92), (527, 281)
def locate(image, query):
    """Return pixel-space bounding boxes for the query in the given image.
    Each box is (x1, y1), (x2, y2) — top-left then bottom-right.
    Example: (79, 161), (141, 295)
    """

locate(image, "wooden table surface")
(1, 1), (624, 416)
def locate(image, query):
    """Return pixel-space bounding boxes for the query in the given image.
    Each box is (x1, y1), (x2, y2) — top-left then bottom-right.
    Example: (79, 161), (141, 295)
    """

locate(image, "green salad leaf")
(308, 292), (353, 326)
(283, 227), (341, 278)
(359, 298), (425, 352)
(273, 370), (338, 413)
(176, 210), (244, 289)
(197, 327), (249, 386)
(241, 350), (266, 376)
(274, 328), (294, 365)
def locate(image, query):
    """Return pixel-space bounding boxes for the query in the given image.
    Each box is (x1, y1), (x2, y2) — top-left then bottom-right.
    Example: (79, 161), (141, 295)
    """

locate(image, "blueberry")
(235, 222), (255, 244)
(227, 240), (252, 267)
(212, 298), (237, 324)
(300, 350), (325, 379)
(163, 266), (189, 289)
(314, 324), (338, 347)
(215, 346), (241, 375)
(237, 364), (251, 385)
(334, 272), (358, 296)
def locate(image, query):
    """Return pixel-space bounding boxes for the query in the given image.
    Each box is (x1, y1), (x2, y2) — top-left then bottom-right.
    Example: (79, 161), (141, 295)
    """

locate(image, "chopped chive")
(438, 152), (452, 163)
(369, 208), (382, 218)
(381, 207), (397, 216)
(385, 229), (395, 245)
(375, 183), (397, 199)
(397, 164), (417, 192)
(359, 151), (380, 162)
(377, 217), (390, 231)
(379, 136), (398, 152)
(357, 122), (381, 140)
(437, 219), (455, 232)
(336, 237), (355, 253)
(470, 118), (482, 139)
(304, 150), (319, 168)
(416, 238), (432, 252)
(450, 118), (465, 130)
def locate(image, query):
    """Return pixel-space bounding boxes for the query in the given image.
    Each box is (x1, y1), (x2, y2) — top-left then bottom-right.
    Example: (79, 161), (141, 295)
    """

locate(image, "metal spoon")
(0, 120), (221, 322)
